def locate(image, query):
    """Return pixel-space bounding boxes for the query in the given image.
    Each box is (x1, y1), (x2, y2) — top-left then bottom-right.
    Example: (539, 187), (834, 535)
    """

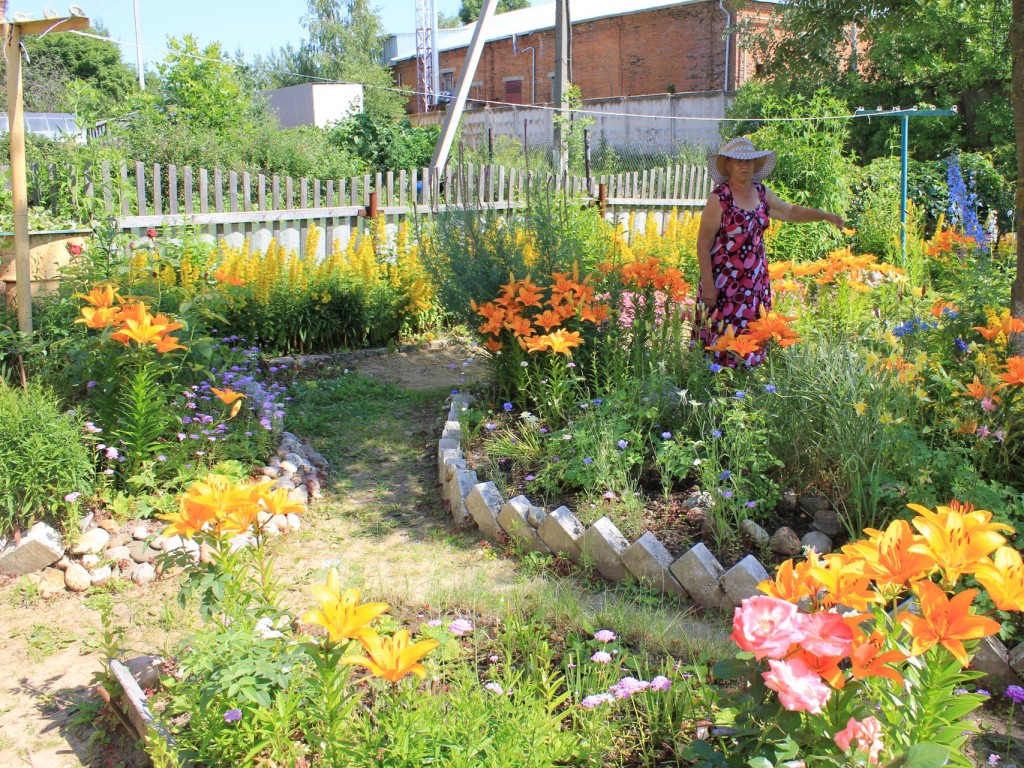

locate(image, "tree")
(458, 0), (530, 25)
(743, 0), (1024, 326)
(154, 36), (252, 131)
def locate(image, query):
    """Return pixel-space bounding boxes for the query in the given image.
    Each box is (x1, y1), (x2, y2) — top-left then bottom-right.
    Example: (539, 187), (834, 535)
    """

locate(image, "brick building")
(385, 0), (782, 115)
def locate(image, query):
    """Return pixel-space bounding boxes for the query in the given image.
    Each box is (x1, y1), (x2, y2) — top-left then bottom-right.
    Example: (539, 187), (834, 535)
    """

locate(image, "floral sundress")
(697, 181), (772, 367)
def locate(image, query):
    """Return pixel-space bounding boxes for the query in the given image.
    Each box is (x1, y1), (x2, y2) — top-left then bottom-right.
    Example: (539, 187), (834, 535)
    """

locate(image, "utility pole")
(4, 11), (90, 332)
(551, 0), (570, 177)
(133, 0), (145, 89)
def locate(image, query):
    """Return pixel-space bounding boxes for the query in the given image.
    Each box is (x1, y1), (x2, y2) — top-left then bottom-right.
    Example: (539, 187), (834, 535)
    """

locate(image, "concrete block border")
(435, 394), (775, 612)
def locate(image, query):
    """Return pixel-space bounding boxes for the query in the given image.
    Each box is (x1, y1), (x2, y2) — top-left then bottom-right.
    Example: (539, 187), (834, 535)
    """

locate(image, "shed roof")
(386, 0), (782, 63)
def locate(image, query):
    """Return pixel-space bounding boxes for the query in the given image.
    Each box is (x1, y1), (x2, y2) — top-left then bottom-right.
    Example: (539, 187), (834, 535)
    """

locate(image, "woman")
(697, 137), (844, 366)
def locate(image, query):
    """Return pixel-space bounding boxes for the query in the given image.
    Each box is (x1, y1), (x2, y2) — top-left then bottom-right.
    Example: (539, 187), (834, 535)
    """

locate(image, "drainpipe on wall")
(718, 0), (732, 93)
(512, 33), (536, 104)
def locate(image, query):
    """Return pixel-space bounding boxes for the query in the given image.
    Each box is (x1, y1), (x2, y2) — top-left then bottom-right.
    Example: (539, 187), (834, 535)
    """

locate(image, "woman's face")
(725, 156), (756, 182)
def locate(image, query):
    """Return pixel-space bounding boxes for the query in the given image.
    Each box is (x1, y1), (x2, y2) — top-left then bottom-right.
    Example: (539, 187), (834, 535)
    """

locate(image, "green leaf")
(886, 743), (951, 768)
(746, 758), (773, 768)
(713, 656), (756, 680)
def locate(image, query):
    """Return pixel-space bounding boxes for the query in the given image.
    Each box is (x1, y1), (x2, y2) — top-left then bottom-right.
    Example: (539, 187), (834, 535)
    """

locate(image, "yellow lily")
(343, 629), (439, 683)
(301, 569), (388, 644)
(908, 503), (1013, 584)
(973, 546), (1024, 612)
(257, 486), (306, 518)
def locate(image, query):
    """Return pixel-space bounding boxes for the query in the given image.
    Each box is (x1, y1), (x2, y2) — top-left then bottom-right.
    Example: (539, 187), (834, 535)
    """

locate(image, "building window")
(504, 78), (523, 105)
(469, 81), (485, 108)
(440, 69), (455, 97)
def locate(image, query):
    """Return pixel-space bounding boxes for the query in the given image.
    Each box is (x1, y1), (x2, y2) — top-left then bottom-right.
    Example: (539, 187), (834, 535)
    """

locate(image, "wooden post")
(598, 182), (607, 218)
(6, 21), (30, 332)
(4, 14), (90, 332)
(367, 190), (379, 219)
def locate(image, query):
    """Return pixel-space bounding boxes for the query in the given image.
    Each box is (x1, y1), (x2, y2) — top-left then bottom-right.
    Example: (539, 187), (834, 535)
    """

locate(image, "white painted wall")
(265, 83), (365, 129)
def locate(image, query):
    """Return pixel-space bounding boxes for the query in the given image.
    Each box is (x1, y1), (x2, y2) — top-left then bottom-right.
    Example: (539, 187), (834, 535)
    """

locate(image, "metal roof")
(386, 0), (783, 63)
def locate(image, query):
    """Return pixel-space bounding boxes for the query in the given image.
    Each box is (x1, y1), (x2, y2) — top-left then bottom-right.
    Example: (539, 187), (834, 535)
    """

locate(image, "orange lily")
(997, 357), (1024, 388)
(75, 284), (120, 308)
(756, 554), (820, 603)
(908, 503), (1013, 583)
(807, 553), (876, 612)
(159, 496), (215, 538)
(301, 568), (389, 644)
(542, 328), (582, 355)
(898, 582), (1000, 666)
(723, 332), (764, 360)
(76, 305), (120, 329)
(533, 309), (565, 332)
(793, 649), (846, 689)
(962, 375), (999, 402)
(522, 335), (551, 353)
(342, 629), (439, 683)
(705, 325), (741, 355)
(973, 324), (1002, 342)
(483, 337), (503, 352)
(213, 267), (245, 286)
(504, 315), (534, 338)
(746, 308), (801, 347)
(110, 312), (169, 346)
(849, 629), (906, 684)
(154, 335), (187, 354)
(843, 519), (935, 593)
(211, 387), (246, 405)
(973, 546), (1024, 612)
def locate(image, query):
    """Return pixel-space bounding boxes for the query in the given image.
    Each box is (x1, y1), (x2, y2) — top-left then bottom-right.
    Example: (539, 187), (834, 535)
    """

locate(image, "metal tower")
(415, 0), (440, 112)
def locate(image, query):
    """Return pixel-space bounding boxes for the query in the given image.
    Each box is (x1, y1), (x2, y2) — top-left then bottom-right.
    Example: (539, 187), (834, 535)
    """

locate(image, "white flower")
(255, 617), (284, 640)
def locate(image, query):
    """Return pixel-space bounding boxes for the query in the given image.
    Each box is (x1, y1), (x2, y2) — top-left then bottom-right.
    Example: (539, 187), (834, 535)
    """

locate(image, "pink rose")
(731, 595), (804, 660)
(798, 612), (854, 659)
(762, 657), (831, 714)
(834, 716), (884, 764)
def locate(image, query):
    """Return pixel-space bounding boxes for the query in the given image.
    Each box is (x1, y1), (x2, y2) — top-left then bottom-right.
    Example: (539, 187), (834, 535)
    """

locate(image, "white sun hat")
(708, 137), (777, 185)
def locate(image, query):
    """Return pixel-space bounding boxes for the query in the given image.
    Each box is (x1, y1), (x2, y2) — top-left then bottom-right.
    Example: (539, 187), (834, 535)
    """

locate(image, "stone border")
(436, 394), (1024, 683)
(437, 394), (768, 611)
(268, 339), (455, 370)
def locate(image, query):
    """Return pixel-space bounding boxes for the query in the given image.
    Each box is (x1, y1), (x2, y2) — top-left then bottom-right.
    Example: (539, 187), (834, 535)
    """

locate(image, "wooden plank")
(300, 178), (309, 209)
(243, 172), (252, 212)
(118, 204), (367, 229)
(350, 175), (359, 207)
(699, 167), (709, 196)
(119, 164), (131, 215)
(213, 169), (225, 213)
(386, 171), (394, 207)
(397, 170), (405, 206)
(327, 179), (335, 207)
(136, 162), (147, 216)
(183, 167), (194, 214)
(272, 175), (281, 210)
(285, 176), (294, 209)
(228, 171), (239, 212)
(605, 197), (706, 206)
(152, 164), (164, 215)
(101, 161), (112, 213)
(199, 169), (209, 214)
(421, 167), (430, 206)
(165, 165), (177, 214)
(364, 174), (372, 205)
(313, 179), (321, 208)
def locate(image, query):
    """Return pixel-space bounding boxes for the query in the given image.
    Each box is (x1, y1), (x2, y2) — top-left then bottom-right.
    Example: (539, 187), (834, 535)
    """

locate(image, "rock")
(526, 506), (545, 528)
(669, 543), (728, 610)
(971, 635), (1023, 689)
(80, 554), (101, 569)
(90, 565), (112, 586)
(288, 486), (309, 505)
(123, 655), (163, 690)
(811, 509), (844, 538)
(273, 477), (295, 491)
(128, 540), (158, 564)
(53, 555), (71, 570)
(441, 420), (461, 443)
(496, 496), (550, 554)
(680, 491), (713, 511)
(264, 520), (282, 536)
(260, 466), (281, 479)
(105, 545), (131, 562)
(769, 526), (803, 556)
(739, 519), (770, 549)
(286, 513), (302, 532)
(133, 526), (150, 541)
(797, 494), (830, 515)
(536, 506), (585, 561)
(779, 490), (798, 511)
(302, 447), (328, 469)
(257, 510), (273, 526)
(148, 536), (165, 551)
(34, 568), (67, 598)
(131, 562), (157, 584)
(720, 555), (771, 606)
(268, 456), (282, 468)
(1009, 642), (1024, 678)
(437, 438), (462, 486)
(466, 482), (505, 539)
(579, 517), (630, 581)
(446, 467), (478, 528)
(64, 563), (91, 592)
(71, 528), (110, 556)
(801, 531), (833, 555)
(78, 512), (95, 532)
(280, 460), (299, 474)
(305, 476), (323, 500)
(0, 522), (65, 575)
(97, 518), (120, 534)
(621, 532), (688, 598)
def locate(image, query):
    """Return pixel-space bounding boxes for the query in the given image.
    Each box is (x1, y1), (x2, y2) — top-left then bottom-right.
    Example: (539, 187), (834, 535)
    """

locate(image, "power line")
(68, 29), (956, 126)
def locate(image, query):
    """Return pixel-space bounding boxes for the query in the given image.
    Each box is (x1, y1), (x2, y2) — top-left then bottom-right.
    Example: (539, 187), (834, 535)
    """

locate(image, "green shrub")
(0, 383), (94, 535)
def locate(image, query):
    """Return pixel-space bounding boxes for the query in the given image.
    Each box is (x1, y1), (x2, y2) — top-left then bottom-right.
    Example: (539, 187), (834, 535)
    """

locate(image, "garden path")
(0, 343), (724, 768)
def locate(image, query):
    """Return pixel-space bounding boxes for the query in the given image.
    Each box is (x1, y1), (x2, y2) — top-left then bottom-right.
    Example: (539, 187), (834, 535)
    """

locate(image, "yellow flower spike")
(302, 569), (389, 644)
(852, 401), (867, 417)
(908, 503), (1013, 584)
(342, 629), (440, 683)
(973, 546), (1024, 612)
(898, 581), (1000, 666)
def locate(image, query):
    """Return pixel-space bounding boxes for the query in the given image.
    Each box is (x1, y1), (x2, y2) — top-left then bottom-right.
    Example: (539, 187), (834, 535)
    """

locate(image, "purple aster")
(503, 402), (513, 412)
(734, 391), (746, 399)
(590, 651), (612, 664)
(224, 709), (242, 723)
(660, 431), (672, 440)
(1007, 685), (1024, 704)
(583, 457), (593, 465)
(650, 675), (672, 692)
(580, 693), (614, 709)
(719, 469), (731, 480)
(448, 618), (474, 636)
(711, 429), (722, 438)
(617, 439), (628, 449)
(764, 384), (777, 393)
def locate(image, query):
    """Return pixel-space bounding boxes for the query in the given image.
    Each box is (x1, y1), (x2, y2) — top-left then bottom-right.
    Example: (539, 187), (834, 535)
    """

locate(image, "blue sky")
(8, 0), (536, 67)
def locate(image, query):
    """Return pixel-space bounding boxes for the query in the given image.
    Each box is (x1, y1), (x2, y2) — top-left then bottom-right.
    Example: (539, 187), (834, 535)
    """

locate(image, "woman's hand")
(700, 277), (719, 307)
(823, 211), (845, 231)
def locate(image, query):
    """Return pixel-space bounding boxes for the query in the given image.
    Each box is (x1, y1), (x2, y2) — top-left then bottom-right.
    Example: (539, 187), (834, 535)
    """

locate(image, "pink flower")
(731, 595), (804, 660)
(762, 657), (831, 714)
(448, 618), (473, 636)
(483, 682), (504, 695)
(609, 676), (650, 699)
(594, 629), (617, 643)
(834, 716), (884, 764)
(590, 651), (612, 664)
(798, 612), (853, 658)
(650, 675), (672, 692)
(580, 692), (614, 709)
(981, 397), (996, 413)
